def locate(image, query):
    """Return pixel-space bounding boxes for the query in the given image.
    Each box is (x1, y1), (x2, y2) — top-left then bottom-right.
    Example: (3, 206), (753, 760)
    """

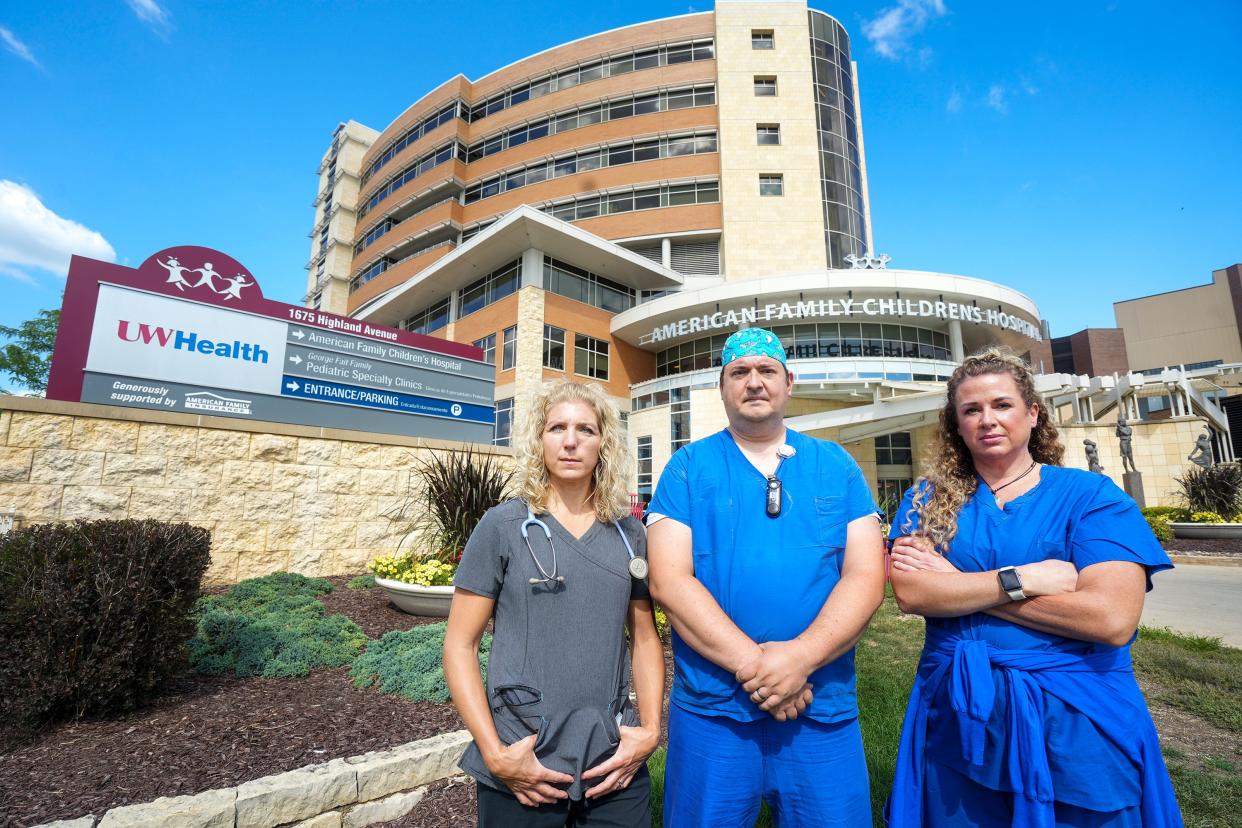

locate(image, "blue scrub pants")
(664, 704), (871, 827)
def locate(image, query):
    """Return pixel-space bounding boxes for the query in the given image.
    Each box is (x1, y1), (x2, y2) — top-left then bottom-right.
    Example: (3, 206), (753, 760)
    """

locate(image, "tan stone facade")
(1059, 416), (1213, 506)
(0, 397), (509, 585)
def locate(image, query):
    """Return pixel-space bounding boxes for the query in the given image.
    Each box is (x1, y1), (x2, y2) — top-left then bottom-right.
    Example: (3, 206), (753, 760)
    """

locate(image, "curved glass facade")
(808, 10), (867, 268)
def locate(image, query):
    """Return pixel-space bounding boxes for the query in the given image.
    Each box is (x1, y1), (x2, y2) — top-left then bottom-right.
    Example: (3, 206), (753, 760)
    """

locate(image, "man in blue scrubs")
(648, 327), (887, 827)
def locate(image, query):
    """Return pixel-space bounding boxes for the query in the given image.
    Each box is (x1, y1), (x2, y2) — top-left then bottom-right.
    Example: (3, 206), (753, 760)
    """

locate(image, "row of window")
(544, 256), (635, 314)
(463, 85), (717, 165)
(460, 258), (521, 318)
(361, 101), (460, 185)
(355, 196), (456, 257)
(463, 131), (718, 204)
(350, 237), (456, 293)
(654, 325), (953, 377)
(360, 142), (462, 218)
(542, 180), (720, 224)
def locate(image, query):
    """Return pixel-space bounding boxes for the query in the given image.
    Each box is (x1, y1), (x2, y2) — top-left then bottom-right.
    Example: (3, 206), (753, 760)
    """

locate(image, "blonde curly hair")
(904, 346), (1064, 550)
(513, 379), (633, 524)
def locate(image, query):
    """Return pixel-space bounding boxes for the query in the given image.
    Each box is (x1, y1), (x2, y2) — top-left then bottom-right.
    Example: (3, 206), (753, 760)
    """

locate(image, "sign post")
(47, 246), (495, 443)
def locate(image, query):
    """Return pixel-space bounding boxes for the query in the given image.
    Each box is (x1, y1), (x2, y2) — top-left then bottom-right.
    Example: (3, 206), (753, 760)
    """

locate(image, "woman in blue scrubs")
(444, 380), (664, 827)
(887, 348), (1182, 827)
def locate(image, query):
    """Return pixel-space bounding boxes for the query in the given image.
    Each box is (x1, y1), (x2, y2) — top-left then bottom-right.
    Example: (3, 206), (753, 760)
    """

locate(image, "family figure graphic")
(158, 256), (253, 301)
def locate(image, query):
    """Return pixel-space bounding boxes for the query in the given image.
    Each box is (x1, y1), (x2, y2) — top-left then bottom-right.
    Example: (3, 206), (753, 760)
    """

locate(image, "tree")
(0, 308), (60, 394)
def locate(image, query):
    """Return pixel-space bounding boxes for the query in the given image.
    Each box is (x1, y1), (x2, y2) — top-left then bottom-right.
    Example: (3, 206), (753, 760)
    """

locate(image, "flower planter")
(1170, 522), (1242, 540)
(375, 577), (455, 617)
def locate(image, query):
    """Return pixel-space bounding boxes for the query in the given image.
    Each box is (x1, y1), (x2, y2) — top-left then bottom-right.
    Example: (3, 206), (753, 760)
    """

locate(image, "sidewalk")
(1143, 563), (1242, 647)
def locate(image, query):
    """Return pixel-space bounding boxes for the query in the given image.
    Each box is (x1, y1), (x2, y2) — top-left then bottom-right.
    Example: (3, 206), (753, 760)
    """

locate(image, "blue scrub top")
(889, 465), (1175, 815)
(649, 428), (879, 723)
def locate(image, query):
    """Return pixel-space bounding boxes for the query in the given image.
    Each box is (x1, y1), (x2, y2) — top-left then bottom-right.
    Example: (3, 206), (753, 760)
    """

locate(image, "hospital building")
(303, 0), (1230, 506)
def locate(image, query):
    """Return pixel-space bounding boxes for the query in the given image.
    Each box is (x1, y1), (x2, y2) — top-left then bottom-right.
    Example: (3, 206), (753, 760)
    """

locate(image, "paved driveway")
(1142, 563), (1242, 647)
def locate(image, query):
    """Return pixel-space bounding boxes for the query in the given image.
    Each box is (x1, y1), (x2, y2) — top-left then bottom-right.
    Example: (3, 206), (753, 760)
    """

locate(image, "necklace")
(984, 459), (1038, 496)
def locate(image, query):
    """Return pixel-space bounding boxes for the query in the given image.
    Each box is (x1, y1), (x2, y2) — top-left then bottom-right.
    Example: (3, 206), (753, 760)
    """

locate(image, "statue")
(1188, 430), (1215, 468)
(1116, 414), (1138, 473)
(1083, 439), (1104, 474)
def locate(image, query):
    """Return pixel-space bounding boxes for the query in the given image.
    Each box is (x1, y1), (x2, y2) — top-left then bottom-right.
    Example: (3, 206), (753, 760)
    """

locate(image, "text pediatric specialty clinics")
(641, 297), (1042, 345)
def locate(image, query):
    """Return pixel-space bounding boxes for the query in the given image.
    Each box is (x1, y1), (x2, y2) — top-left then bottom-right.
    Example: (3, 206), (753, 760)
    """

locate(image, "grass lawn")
(646, 592), (1242, 828)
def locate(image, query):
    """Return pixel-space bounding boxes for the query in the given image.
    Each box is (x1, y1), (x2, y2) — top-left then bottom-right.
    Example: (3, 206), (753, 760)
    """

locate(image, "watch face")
(998, 567), (1022, 592)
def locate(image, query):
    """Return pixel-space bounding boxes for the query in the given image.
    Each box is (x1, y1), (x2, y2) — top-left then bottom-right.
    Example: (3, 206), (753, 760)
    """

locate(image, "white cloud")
(986, 84), (1008, 114)
(0, 180), (116, 282)
(946, 88), (963, 113)
(125, 0), (172, 33)
(0, 26), (39, 67)
(864, 0), (948, 60)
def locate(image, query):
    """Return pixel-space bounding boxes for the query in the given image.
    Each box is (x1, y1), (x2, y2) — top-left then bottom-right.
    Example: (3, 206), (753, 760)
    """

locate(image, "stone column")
(948, 318), (965, 362)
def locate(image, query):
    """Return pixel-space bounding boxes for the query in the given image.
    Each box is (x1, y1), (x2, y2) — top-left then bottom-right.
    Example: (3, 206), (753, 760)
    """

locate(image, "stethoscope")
(520, 508), (648, 585)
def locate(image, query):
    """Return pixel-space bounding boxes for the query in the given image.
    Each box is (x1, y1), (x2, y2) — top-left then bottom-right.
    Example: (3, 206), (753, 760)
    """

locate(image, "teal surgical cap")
(721, 327), (788, 367)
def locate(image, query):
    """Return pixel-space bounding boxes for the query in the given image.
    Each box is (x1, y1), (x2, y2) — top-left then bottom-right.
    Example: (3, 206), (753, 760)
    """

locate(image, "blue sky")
(1, 0), (1239, 381)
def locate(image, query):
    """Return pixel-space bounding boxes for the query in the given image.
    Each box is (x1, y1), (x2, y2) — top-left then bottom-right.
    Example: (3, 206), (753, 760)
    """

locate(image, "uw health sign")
(46, 246), (496, 443)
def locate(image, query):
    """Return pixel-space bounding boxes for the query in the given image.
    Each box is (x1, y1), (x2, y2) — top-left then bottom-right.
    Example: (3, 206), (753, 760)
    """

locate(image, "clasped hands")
(735, 639), (816, 721)
(889, 535), (1079, 596)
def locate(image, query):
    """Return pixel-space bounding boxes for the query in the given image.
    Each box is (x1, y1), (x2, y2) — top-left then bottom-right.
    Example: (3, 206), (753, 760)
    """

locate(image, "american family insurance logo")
(117, 321), (271, 363)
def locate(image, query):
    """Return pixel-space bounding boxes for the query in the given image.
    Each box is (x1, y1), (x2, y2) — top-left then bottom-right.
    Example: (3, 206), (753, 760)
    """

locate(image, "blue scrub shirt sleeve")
(452, 506), (508, 598)
(1070, 477), (1173, 590)
(647, 447), (691, 526)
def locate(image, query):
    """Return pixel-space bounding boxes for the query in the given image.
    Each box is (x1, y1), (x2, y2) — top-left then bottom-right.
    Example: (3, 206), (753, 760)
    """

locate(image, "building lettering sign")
(46, 246), (496, 443)
(640, 296), (1042, 345)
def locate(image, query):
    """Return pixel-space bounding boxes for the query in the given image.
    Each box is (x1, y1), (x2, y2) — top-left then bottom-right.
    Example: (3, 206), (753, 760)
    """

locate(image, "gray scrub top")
(453, 498), (650, 801)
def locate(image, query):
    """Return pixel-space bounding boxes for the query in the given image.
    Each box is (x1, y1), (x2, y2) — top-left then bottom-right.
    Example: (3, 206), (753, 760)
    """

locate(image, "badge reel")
(765, 445), (796, 518)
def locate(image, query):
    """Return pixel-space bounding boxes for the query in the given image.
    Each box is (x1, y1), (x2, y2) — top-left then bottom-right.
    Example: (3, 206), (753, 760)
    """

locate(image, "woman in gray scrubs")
(444, 379), (665, 827)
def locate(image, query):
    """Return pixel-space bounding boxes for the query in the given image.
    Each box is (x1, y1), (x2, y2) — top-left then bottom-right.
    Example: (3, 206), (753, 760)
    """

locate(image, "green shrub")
(1146, 514), (1173, 542)
(1142, 505), (1191, 522)
(347, 575), (376, 590)
(1190, 511), (1226, 524)
(1177, 463), (1242, 517)
(0, 520), (211, 730)
(189, 572), (366, 678)
(351, 622), (491, 703)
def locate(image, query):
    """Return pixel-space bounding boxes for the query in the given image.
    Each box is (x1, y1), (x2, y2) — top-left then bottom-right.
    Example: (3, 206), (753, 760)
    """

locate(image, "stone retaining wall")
(0, 397), (510, 583)
(34, 730), (471, 828)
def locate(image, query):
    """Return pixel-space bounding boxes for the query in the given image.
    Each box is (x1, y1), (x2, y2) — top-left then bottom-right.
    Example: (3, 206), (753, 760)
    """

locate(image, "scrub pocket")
(490, 684), (546, 746)
(814, 495), (849, 552)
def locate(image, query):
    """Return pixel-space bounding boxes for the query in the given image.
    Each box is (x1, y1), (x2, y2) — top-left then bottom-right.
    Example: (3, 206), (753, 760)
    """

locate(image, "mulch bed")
(0, 577), (461, 828)
(1162, 537), (1242, 558)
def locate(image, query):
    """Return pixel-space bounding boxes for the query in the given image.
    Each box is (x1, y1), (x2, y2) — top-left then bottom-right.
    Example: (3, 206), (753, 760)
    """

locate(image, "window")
(543, 257), (636, 313)
(671, 387), (690, 452)
(494, 398), (514, 447)
(574, 334), (609, 380)
(752, 30), (775, 49)
(756, 124), (781, 145)
(754, 76), (777, 96)
(543, 325), (565, 370)
(877, 478), (913, 524)
(402, 297), (450, 335)
(636, 436), (653, 504)
(759, 174), (784, 196)
(459, 259), (521, 317)
(875, 432), (913, 466)
(472, 333), (496, 365)
(501, 325), (517, 371)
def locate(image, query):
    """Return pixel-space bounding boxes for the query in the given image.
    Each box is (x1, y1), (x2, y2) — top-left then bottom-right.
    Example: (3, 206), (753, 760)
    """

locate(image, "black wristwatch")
(997, 566), (1026, 601)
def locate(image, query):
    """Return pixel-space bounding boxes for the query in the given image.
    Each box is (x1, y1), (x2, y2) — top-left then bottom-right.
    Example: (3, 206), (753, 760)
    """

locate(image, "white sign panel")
(87, 284), (287, 394)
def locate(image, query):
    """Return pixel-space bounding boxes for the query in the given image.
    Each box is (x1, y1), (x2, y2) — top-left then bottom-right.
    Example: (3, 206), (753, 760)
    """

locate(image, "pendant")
(629, 557), (649, 580)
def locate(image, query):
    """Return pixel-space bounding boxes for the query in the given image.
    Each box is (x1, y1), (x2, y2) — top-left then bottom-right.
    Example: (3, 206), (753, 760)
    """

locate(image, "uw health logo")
(116, 321), (271, 363)
(157, 256), (253, 300)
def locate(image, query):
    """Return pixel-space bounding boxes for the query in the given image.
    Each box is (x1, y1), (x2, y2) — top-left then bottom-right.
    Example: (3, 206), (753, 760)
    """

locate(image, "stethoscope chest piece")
(628, 557), (649, 580)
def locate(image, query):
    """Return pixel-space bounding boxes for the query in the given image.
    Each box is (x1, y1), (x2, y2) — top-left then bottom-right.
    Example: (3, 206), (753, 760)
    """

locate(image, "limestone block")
(358, 469), (399, 494)
(8, 412), (74, 449)
(212, 521), (267, 554)
(137, 423), (198, 457)
(0, 447), (33, 482)
(244, 491), (296, 521)
(334, 494), (375, 519)
(250, 434), (298, 463)
(237, 547), (292, 580)
(171, 458), (225, 489)
(314, 521), (357, 550)
(272, 464), (320, 494)
(0, 483), (63, 520)
(234, 758), (357, 828)
(335, 548), (373, 572)
(356, 521), (401, 550)
(347, 731), (472, 802)
(318, 467), (360, 495)
(380, 445), (422, 471)
(343, 788), (425, 828)
(222, 460), (275, 489)
(31, 450), (105, 486)
(298, 438), (341, 466)
(60, 486), (130, 520)
(196, 489), (248, 519)
(71, 418), (139, 453)
(0, 409), (10, 444)
(290, 547), (333, 577)
(266, 520), (316, 550)
(290, 814), (342, 828)
(295, 493), (337, 521)
(205, 551), (239, 585)
(97, 787), (234, 828)
(102, 453), (167, 485)
(198, 429), (251, 461)
(31, 817), (96, 828)
(339, 442), (386, 468)
(129, 488), (194, 521)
